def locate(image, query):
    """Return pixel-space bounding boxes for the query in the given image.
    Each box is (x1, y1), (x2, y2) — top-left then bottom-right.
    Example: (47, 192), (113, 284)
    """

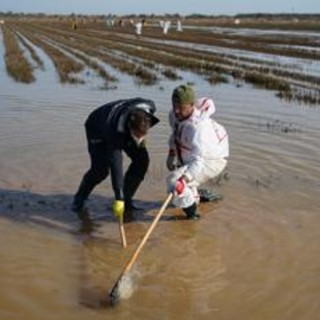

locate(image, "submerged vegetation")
(0, 15), (319, 105)
(2, 25), (35, 83)
(15, 32), (44, 70)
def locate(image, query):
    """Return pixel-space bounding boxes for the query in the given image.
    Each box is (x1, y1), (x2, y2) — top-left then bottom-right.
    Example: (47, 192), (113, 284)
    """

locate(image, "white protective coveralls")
(135, 22), (142, 35)
(167, 97), (229, 208)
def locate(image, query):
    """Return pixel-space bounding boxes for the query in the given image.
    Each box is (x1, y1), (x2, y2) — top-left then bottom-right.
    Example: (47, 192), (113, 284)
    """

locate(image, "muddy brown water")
(1, 32), (320, 319)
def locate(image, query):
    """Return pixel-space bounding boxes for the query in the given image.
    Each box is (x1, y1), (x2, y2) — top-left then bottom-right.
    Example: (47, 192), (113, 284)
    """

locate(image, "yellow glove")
(112, 200), (125, 222)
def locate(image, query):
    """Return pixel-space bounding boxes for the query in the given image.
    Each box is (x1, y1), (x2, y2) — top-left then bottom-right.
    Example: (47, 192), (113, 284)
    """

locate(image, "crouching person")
(166, 85), (229, 220)
(72, 97), (159, 223)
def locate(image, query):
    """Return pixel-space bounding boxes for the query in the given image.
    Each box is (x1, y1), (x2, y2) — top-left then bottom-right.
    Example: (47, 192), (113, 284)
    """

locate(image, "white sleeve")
(194, 97), (216, 118)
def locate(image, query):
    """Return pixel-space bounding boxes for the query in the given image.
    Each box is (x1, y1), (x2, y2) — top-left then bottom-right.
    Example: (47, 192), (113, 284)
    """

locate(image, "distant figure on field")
(105, 15), (113, 28)
(176, 20), (183, 32)
(71, 19), (78, 30)
(135, 21), (143, 36)
(163, 20), (171, 34)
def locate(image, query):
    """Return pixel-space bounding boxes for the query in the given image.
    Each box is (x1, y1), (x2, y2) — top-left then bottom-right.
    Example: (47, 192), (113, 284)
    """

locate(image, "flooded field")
(0, 18), (320, 320)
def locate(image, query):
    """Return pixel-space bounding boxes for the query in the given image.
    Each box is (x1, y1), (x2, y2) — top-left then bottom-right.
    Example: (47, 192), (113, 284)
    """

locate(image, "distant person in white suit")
(163, 20), (171, 34)
(135, 21), (143, 36)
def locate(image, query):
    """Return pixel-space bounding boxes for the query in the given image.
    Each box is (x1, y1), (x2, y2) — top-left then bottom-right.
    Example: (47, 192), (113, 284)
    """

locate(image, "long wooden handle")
(116, 193), (173, 279)
(119, 219), (127, 248)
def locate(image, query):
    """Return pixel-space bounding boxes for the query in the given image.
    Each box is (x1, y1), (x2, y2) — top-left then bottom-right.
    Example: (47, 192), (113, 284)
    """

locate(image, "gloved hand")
(169, 177), (186, 195)
(112, 200), (125, 222)
(175, 177), (186, 195)
(166, 154), (176, 171)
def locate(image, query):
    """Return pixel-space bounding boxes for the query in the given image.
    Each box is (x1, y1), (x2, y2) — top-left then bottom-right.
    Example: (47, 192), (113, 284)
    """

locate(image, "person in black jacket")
(72, 97), (159, 222)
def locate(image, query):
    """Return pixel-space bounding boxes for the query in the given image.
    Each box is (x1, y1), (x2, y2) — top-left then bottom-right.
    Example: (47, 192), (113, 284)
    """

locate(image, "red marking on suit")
(215, 128), (227, 144)
(197, 97), (210, 112)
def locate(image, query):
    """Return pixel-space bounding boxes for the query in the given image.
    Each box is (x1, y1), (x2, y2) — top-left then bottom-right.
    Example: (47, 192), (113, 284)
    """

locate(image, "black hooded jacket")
(85, 97), (159, 199)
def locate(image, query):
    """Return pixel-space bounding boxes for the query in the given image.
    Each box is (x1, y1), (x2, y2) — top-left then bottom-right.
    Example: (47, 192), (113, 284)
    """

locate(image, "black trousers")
(73, 128), (149, 206)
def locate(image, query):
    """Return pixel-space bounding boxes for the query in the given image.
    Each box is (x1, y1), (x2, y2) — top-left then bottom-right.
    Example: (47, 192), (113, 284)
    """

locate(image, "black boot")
(71, 174), (96, 215)
(124, 174), (144, 212)
(71, 196), (90, 221)
(123, 208), (134, 223)
(183, 202), (201, 220)
(71, 198), (86, 213)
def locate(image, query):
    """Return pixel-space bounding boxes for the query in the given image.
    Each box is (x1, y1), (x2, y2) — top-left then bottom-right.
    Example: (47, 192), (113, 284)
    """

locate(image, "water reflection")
(0, 38), (320, 318)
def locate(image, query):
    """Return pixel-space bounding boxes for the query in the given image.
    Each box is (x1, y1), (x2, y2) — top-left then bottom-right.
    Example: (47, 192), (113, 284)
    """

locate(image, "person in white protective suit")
(166, 85), (229, 219)
(135, 21), (143, 36)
